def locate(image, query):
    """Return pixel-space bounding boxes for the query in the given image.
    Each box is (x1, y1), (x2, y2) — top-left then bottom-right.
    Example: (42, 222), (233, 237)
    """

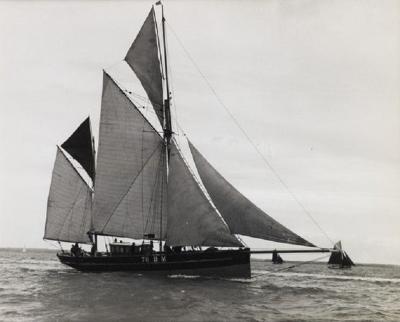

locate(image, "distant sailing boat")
(328, 241), (355, 269)
(44, 3), (351, 277)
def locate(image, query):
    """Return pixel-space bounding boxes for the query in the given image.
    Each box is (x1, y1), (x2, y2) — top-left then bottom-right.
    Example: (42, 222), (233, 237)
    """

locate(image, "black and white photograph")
(0, 0), (399, 321)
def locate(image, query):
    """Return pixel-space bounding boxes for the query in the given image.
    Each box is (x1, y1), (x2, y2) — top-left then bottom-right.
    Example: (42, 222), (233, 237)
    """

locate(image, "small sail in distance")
(328, 241), (355, 268)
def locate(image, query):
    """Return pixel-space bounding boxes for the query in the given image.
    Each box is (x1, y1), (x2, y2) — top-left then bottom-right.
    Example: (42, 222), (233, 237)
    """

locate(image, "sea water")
(0, 248), (399, 322)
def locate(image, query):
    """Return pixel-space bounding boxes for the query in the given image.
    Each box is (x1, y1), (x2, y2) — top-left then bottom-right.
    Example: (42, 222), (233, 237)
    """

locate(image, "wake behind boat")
(44, 2), (353, 277)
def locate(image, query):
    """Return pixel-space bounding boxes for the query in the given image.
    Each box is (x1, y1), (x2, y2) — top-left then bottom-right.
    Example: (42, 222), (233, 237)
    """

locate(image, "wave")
(168, 274), (201, 279)
(252, 269), (400, 285)
(258, 282), (326, 295)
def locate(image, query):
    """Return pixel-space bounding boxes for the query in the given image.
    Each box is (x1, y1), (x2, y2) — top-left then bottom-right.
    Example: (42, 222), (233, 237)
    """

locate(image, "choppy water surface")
(0, 249), (399, 322)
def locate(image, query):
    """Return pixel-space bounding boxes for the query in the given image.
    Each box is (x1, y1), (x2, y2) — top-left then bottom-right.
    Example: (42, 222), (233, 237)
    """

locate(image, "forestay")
(166, 141), (242, 247)
(189, 142), (314, 247)
(44, 147), (92, 244)
(125, 7), (164, 127)
(61, 117), (95, 181)
(92, 72), (166, 240)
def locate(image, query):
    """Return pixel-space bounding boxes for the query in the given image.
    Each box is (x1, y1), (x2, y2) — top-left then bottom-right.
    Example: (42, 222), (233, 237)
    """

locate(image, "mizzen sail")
(125, 7), (164, 126)
(166, 142), (242, 247)
(61, 117), (95, 181)
(189, 141), (314, 247)
(44, 147), (92, 244)
(92, 72), (166, 239)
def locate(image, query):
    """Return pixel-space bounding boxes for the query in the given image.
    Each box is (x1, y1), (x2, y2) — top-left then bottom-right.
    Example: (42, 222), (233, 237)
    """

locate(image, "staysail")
(92, 72), (166, 240)
(188, 141), (314, 247)
(166, 141), (242, 247)
(61, 117), (95, 181)
(125, 7), (164, 126)
(44, 147), (92, 244)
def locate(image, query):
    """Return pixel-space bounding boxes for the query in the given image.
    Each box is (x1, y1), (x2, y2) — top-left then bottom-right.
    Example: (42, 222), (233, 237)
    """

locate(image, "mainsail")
(166, 142), (242, 247)
(188, 141), (314, 247)
(44, 147), (92, 244)
(61, 117), (95, 181)
(125, 7), (164, 126)
(92, 72), (166, 240)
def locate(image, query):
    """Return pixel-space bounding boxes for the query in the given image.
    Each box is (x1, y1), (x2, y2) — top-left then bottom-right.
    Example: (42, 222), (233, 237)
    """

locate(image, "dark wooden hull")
(57, 248), (251, 278)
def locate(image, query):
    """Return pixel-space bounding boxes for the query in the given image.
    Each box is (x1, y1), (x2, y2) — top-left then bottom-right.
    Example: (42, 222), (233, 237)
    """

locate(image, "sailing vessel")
(44, 3), (347, 277)
(328, 241), (355, 269)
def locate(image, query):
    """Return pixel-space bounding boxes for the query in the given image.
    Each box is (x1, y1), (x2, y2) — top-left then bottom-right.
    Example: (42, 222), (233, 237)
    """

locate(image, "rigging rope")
(144, 146), (165, 234)
(100, 142), (163, 232)
(44, 240), (62, 250)
(250, 254), (331, 279)
(166, 21), (334, 246)
(173, 138), (237, 237)
(276, 254), (330, 272)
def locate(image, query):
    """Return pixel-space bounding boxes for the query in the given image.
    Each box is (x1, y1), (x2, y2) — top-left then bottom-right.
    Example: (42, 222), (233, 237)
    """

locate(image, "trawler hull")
(57, 248), (251, 278)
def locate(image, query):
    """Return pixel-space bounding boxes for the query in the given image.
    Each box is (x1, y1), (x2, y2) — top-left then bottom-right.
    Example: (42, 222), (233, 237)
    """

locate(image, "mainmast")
(158, 1), (172, 252)
(160, 2), (172, 141)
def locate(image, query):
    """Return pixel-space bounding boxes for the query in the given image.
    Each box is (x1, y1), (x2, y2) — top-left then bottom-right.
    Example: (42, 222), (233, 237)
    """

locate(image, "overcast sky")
(0, 0), (399, 264)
